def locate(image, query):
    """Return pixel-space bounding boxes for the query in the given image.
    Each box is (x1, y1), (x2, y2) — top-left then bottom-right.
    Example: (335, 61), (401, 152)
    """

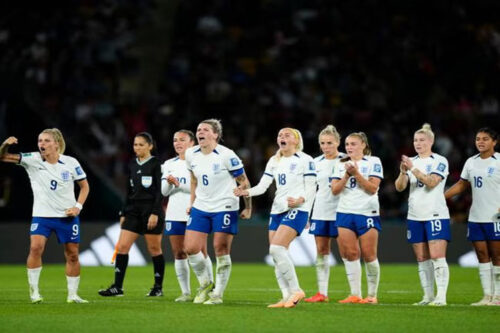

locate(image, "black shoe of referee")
(98, 285), (124, 297)
(146, 285), (163, 297)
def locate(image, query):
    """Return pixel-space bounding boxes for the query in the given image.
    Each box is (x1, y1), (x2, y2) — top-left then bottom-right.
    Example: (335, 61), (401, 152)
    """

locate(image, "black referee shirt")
(121, 156), (163, 217)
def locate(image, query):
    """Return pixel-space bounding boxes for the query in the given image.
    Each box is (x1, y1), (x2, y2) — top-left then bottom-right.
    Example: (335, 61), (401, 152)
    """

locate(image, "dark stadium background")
(1, 0), (498, 262)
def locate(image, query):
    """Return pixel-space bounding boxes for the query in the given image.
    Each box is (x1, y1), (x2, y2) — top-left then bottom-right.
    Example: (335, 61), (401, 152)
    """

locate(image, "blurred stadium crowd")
(1, 0), (499, 221)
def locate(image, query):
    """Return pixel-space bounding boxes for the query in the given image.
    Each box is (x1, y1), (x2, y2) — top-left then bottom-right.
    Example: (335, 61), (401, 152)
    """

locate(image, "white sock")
(205, 255), (214, 283)
(478, 262), (492, 297)
(27, 267), (42, 297)
(213, 255), (232, 297)
(274, 261), (291, 300)
(493, 265), (500, 297)
(365, 259), (380, 298)
(316, 254), (330, 296)
(270, 245), (301, 292)
(342, 258), (361, 297)
(418, 260), (435, 301)
(432, 257), (449, 302)
(188, 252), (210, 286)
(66, 276), (80, 298)
(175, 259), (191, 295)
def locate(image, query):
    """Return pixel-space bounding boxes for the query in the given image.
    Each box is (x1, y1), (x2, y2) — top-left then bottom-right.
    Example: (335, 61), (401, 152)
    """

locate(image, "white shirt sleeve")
(369, 156), (384, 179)
(69, 157), (86, 181)
(431, 156), (448, 179)
(460, 158), (471, 181)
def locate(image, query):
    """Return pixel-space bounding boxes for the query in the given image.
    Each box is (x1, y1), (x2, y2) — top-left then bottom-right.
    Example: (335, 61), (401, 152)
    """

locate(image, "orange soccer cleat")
(267, 299), (286, 308)
(304, 292), (329, 303)
(338, 295), (363, 304)
(359, 296), (378, 304)
(284, 290), (306, 308)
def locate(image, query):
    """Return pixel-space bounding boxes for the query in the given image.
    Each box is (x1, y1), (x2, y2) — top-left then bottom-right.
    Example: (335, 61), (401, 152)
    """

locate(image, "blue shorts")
(336, 213), (381, 236)
(269, 210), (309, 235)
(187, 207), (238, 235)
(309, 219), (338, 238)
(467, 222), (500, 241)
(407, 219), (451, 243)
(164, 221), (187, 236)
(30, 216), (80, 244)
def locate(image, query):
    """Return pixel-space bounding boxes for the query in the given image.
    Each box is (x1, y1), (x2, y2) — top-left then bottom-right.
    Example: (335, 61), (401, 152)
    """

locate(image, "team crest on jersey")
(373, 164), (381, 173)
(487, 167), (495, 176)
(426, 164), (432, 173)
(141, 176), (152, 188)
(31, 223), (38, 231)
(230, 158), (240, 167)
(213, 163), (221, 174)
(361, 166), (369, 174)
(166, 222), (172, 231)
(290, 163), (297, 172)
(437, 163), (446, 172)
(61, 171), (70, 181)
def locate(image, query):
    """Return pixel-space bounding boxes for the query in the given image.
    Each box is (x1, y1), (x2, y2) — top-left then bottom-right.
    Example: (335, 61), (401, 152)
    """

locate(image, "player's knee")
(173, 249), (187, 260)
(65, 252), (79, 263)
(317, 245), (330, 255)
(344, 249), (360, 261)
(29, 244), (45, 257)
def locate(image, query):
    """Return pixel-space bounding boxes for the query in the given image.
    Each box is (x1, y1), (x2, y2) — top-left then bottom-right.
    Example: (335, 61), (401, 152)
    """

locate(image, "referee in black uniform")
(99, 132), (165, 297)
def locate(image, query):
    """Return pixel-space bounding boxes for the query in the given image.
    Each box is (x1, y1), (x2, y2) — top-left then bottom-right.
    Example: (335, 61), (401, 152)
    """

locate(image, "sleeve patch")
(437, 163), (446, 172)
(309, 161), (315, 171)
(230, 158), (240, 167)
(373, 164), (381, 172)
(75, 166), (83, 176)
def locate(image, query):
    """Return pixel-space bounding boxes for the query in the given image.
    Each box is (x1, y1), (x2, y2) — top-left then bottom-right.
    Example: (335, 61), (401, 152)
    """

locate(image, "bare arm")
(444, 179), (470, 199)
(331, 173), (349, 195)
(235, 172), (252, 219)
(410, 169), (442, 189)
(187, 171), (197, 214)
(65, 179), (90, 217)
(0, 137), (20, 163)
(354, 173), (381, 195)
(395, 162), (409, 192)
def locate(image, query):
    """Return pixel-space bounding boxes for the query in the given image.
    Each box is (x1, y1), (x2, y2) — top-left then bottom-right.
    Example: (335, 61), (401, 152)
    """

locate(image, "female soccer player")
(0, 130), (89, 303)
(395, 124), (450, 306)
(184, 119), (252, 305)
(99, 132), (165, 297)
(235, 127), (317, 308)
(331, 132), (383, 304)
(305, 125), (345, 303)
(162, 130), (213, 302)
(445, 127), (500, 306)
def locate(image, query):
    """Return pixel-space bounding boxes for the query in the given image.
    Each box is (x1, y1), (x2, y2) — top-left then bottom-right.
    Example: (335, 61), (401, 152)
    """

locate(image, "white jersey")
(333, 156), (383, 216)
(406, 153), (450, 220)
(161, 157), (190, 221)
(249, 152), (316, 214)
(460, 152), (500, 223)
(18, 152), (86, 217)
(185, 144), (243, 212)
(311, 153), (346, 220)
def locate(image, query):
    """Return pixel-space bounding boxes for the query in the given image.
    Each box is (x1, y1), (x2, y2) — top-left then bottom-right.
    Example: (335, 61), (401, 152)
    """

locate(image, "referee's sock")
(152, 254), (165, 288)
(114, 254), (128, 289)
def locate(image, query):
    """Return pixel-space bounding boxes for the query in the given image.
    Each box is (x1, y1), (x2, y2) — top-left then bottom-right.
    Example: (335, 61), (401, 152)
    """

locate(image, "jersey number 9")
(50, 180), (58, 190)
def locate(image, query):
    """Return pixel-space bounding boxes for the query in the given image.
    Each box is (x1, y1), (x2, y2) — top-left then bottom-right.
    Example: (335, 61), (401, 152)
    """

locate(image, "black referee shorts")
(121, 204), (164, 235)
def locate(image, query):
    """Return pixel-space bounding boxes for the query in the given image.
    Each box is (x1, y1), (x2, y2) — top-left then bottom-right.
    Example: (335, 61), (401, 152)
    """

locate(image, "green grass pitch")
(0, 264), (498, 332)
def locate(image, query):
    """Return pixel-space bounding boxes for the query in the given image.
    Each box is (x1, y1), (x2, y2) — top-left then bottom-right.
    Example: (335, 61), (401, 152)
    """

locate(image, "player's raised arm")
(0, 136), (20, 163)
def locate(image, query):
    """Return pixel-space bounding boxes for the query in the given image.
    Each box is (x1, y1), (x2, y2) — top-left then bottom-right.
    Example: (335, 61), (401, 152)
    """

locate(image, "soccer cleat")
(175, 294), (193, 302)
(487, 296), (500, 306)
(31, 294), (44, 304)
(471, 295), (491, 306)
(304, 292), (329, 303)
(98, 285), (124, 297)
(359, 296), (378, 304)
(193, 282), (214, 304)
(267, 299), (286, 308)
(203, 294), (223, 305)
(413, 299), (433, 306)
(284, 290), (306, 308)
(146, 285), (163, 297)
(338, 295), (362, 304)
(428, 299), (447, 306)
(67, 295), (89, 304)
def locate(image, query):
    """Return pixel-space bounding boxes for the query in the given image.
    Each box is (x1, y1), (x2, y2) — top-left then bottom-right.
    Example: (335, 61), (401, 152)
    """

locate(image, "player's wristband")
(75, 202), (83, 210)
